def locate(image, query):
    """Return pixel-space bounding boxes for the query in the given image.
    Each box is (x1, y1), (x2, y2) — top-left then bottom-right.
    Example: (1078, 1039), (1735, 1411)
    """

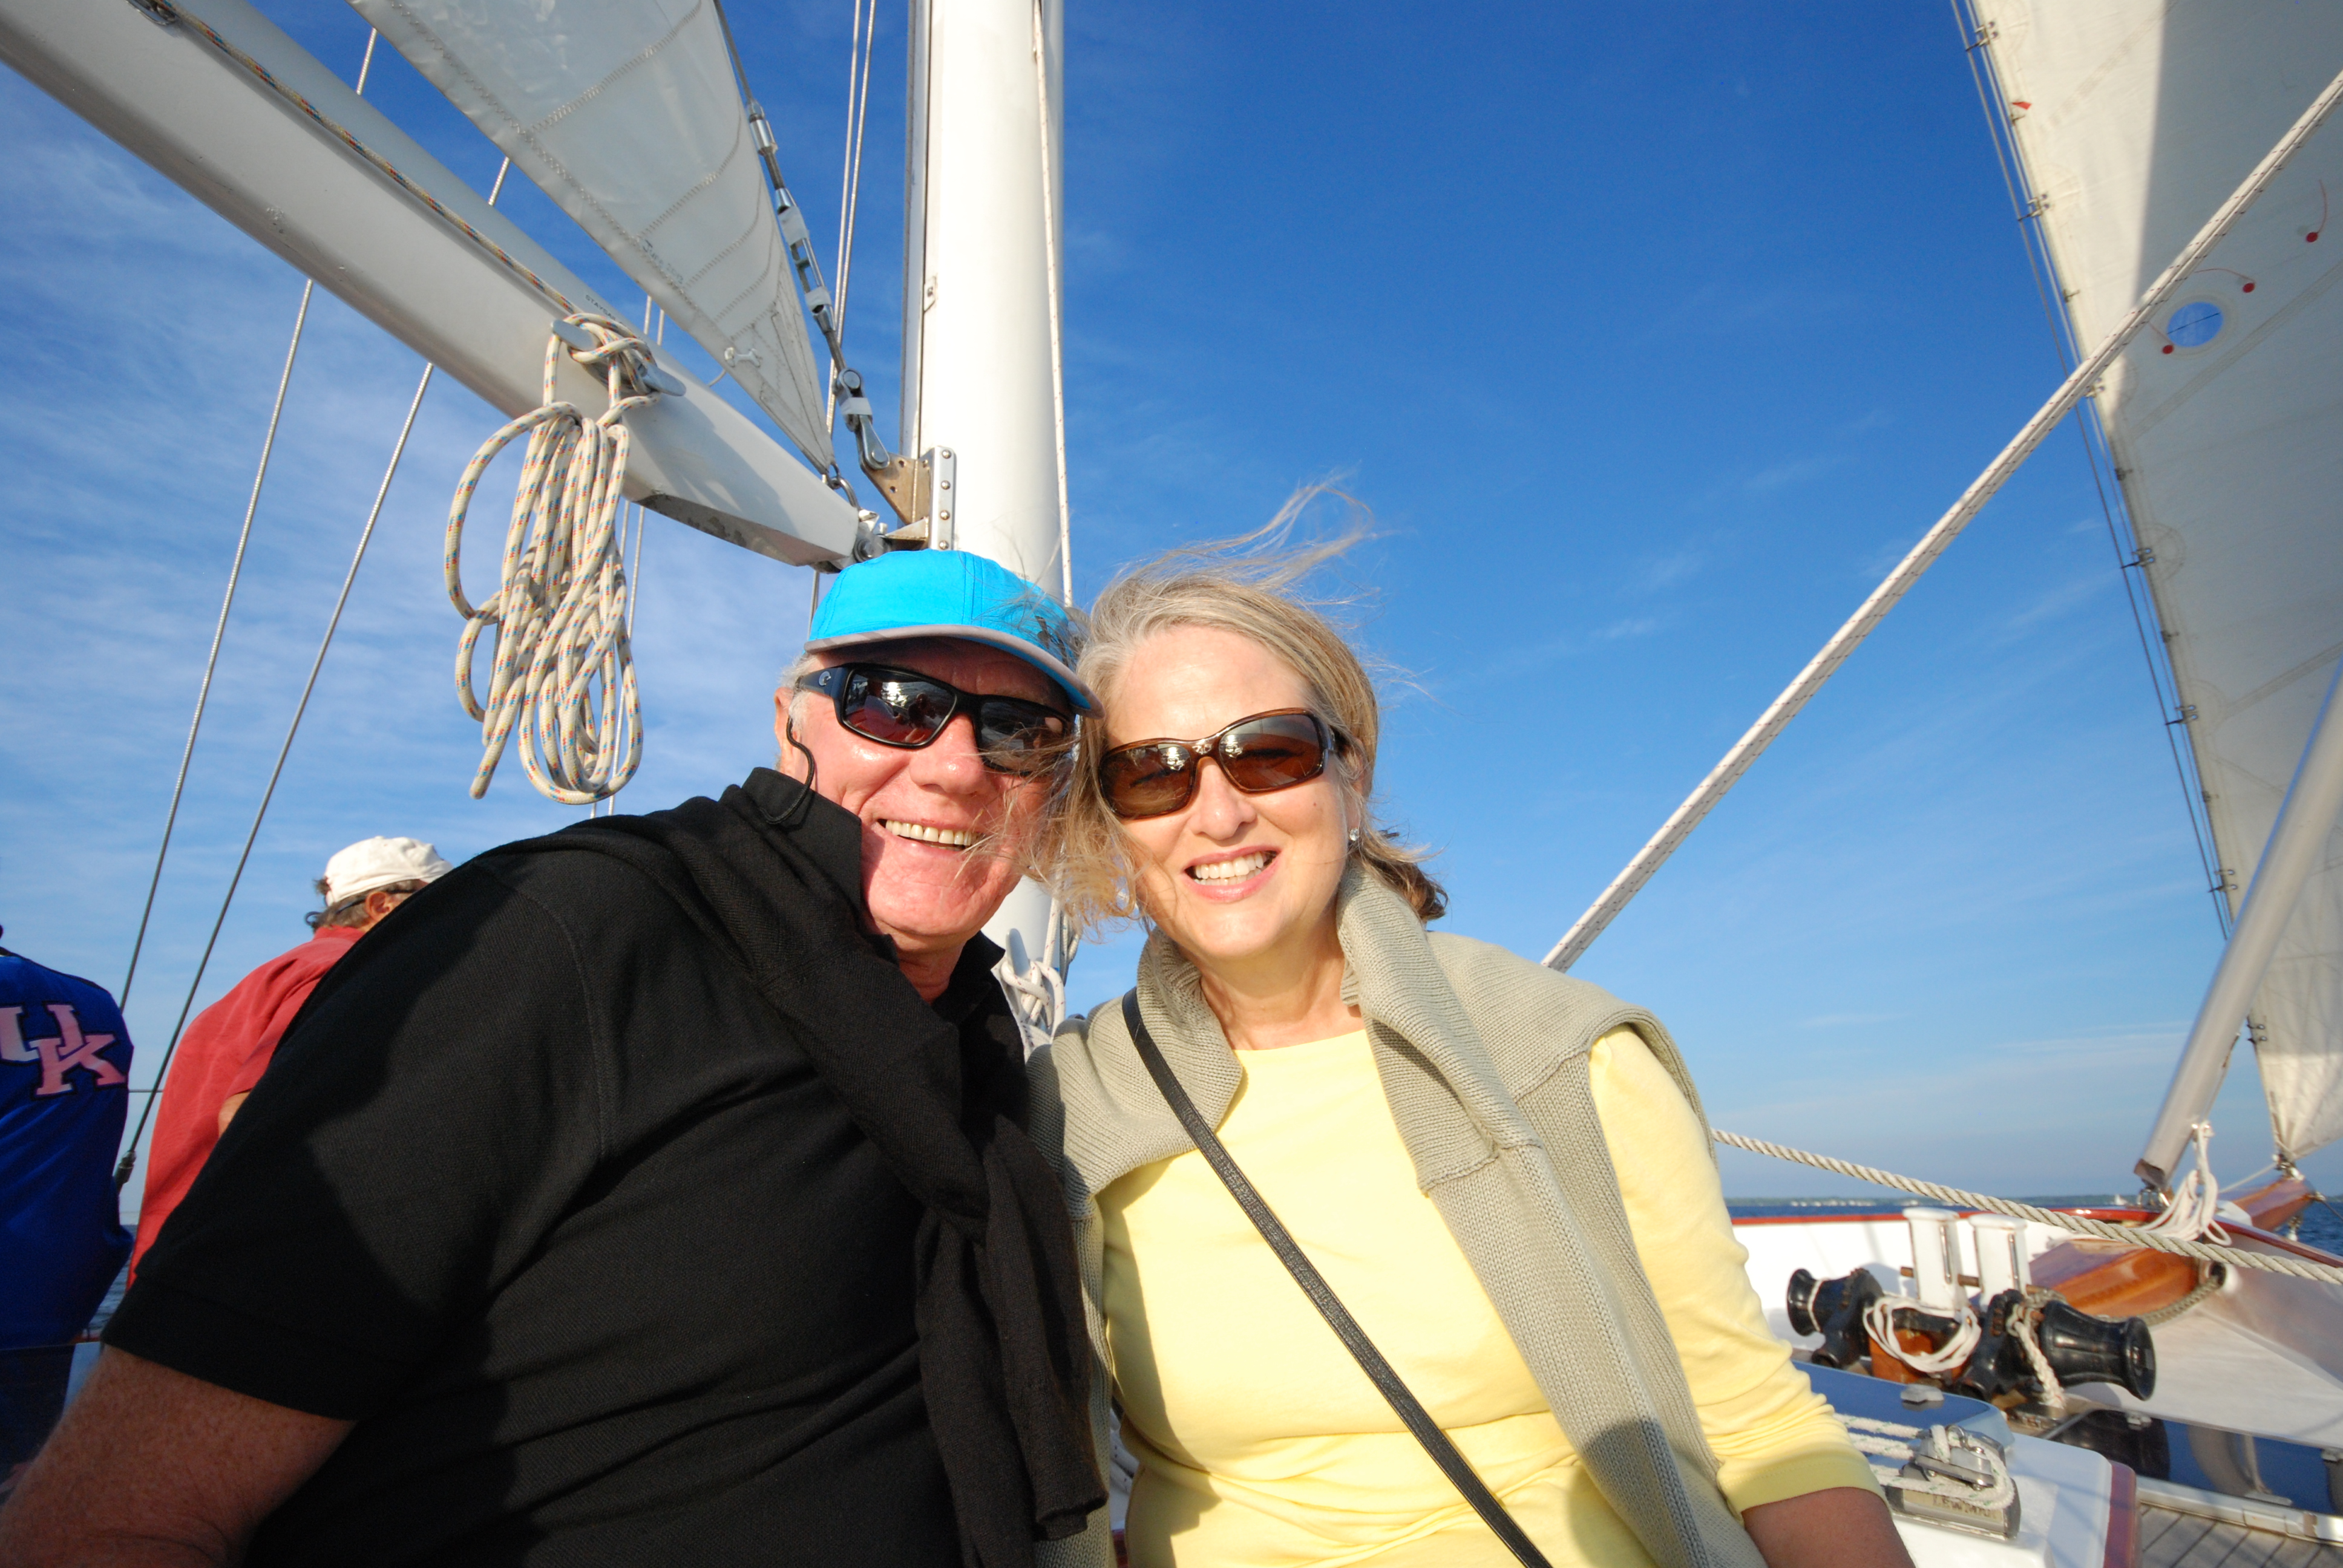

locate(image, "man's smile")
(880, 818), (978, 850)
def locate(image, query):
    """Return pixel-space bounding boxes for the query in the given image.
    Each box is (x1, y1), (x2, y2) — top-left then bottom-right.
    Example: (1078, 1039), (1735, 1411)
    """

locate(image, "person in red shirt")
(129, 837), (453, 1275)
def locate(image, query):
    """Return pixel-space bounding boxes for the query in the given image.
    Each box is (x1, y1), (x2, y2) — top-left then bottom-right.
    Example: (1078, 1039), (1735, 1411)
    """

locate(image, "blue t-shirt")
(1, 947), (134, 1349)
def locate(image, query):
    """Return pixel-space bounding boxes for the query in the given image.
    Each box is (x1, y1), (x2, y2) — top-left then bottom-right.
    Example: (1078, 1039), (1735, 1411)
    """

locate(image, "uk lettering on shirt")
(2, 1002), (129, 1097)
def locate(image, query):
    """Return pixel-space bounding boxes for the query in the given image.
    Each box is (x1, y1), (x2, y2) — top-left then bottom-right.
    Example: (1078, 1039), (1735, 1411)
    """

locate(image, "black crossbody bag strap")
(1119, 991), (1555, 1568)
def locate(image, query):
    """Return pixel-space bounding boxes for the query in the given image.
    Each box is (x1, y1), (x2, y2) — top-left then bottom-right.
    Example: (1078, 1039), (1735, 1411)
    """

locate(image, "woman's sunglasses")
(1098, 709), (1340, 820)
(797, 663), (1071, 774)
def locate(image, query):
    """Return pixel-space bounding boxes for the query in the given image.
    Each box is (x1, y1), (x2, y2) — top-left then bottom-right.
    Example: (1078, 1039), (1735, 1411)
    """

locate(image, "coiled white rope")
(1712, 1128), (2343, 1285)
(1864, 1295), (1982, 1377)
(447, 316), (655, 803)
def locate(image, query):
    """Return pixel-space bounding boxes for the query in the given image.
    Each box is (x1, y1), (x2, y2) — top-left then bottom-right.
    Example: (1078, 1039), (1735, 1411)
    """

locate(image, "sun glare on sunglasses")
(799, 664), (1070, 774)
(1098, 710), (1337, 818)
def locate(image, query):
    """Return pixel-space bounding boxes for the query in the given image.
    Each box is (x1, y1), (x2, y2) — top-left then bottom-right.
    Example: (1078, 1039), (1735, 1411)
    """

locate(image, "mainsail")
(1972, 2), (2343, 1164)
(355, 0), (837, 471)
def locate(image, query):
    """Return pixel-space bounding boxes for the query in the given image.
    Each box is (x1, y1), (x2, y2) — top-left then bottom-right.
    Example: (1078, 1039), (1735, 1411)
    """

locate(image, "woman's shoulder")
(1423, 929), (1636, 1026)
(1026, 1004), (1197, 1204)
(1420, 930), (1673, 1088)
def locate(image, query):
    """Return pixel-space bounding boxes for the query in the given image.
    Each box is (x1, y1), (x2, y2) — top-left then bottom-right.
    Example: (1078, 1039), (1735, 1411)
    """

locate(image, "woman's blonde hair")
(1044, 493), (1445, 934)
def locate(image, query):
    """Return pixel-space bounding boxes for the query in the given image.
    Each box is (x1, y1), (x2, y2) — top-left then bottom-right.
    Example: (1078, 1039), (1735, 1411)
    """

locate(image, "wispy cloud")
(1997, 572), (2114, 638)
(1745, 453), (1844, 493)
(1593, 616), (1663, 642)
(1642, 546), (1705, 589)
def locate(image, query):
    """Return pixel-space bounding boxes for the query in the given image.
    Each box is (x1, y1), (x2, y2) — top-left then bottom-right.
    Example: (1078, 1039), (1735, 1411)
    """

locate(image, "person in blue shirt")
(0, 927), (134, 1496)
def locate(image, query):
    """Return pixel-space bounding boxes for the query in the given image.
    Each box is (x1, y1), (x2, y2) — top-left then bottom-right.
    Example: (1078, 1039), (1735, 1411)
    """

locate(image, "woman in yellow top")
(1029, 531), (1913, 1568)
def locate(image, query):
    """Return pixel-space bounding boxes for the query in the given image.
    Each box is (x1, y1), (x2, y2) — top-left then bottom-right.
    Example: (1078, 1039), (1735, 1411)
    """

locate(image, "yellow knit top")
(1099, 1025), (1877, 1568)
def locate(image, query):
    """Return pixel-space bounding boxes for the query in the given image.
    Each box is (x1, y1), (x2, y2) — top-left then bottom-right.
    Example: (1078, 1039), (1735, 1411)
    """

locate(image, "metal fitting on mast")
(741, 96), (925, 531)
(745, 99), (845, 369)
(832, 366), (919, 521)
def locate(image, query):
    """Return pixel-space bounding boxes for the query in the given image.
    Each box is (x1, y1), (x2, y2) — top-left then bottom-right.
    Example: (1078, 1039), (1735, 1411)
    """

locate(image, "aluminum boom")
(2138, 660), (2343, 1190)
(1544, 62), (2343, 973)
(0, 0), (859, 567)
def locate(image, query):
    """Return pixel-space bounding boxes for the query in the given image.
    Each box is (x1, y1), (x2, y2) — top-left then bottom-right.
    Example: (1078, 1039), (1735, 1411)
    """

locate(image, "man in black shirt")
(0, 550), (1106, 1567)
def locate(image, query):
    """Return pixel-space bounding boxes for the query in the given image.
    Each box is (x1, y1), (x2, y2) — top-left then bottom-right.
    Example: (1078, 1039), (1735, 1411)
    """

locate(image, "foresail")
(1971, 3), (2343, 1163)
(356, 0), (836, 471)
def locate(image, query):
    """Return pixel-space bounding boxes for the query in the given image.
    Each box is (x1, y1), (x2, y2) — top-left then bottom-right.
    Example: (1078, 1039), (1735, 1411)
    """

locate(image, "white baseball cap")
(323, 837), (454, 906)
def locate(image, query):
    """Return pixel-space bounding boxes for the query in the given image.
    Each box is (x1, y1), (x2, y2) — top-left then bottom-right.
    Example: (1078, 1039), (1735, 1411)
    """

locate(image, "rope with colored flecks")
(446, 317), (655, 803)
(1712, 1129), (2343, 1285)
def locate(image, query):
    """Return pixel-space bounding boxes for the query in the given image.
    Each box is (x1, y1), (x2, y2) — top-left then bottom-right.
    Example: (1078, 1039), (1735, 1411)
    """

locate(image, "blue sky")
(2, 1), (2323, 1203)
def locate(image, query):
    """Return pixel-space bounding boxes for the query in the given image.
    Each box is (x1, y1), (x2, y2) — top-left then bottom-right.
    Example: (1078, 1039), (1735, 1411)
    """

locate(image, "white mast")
(903, 0), (1072, 984)
(903, 0), (1067, 584)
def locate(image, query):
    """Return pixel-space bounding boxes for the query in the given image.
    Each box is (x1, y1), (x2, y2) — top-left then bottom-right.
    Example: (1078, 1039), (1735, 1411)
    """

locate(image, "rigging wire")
(1032, 0), (1073, 607)
(1020, 2), (1079, 1005)
(828, 0), (879, 437)
(117, 153), (511, 1180)
(119, 364), (437, 1183)
(119, 284), (312, 1010)
(118, 356), (445, 1184)
(1948, 0), (2228, 933)
(119, 30), (386, 1008)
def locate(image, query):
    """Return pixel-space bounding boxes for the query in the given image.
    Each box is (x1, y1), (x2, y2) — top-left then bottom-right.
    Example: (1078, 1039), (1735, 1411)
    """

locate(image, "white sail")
(1971, 3), (2343, 1164)
(355, 0), (836, 471)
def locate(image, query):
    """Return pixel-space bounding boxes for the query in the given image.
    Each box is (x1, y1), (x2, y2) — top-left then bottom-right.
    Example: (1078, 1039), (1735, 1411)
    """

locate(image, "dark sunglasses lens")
(841, 670), (955, 746)
(1219, 714), (1328, 791)
(976, 702), (1070, 771)
(1101, 742), (1199, 818)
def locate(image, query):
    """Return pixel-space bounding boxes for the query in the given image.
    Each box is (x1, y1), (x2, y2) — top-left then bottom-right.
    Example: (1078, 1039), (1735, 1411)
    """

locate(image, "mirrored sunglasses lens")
(977, 703), (1069, 771)
(843, 672), (954, 746)
(1219, 715), (1328, 791)
(1102, 743), (1198, 817)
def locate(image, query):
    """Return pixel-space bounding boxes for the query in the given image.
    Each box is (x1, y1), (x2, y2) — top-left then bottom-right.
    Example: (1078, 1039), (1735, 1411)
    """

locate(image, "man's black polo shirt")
(109, 773), (1020, 1565)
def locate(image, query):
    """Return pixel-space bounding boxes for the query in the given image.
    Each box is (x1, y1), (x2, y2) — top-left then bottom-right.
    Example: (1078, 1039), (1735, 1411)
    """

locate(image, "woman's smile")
(1184, 848), (1277, 889)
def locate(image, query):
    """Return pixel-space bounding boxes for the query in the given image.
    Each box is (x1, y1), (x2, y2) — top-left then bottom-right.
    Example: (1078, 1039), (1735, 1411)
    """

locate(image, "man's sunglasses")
(1097, 709), (1341, 820)
(797, 663), (1071, 773)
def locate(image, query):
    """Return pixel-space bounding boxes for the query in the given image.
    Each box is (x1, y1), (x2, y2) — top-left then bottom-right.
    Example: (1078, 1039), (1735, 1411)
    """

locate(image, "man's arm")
(1743, 1487), (1915, 1568)
(0, 1348), (349, 1567)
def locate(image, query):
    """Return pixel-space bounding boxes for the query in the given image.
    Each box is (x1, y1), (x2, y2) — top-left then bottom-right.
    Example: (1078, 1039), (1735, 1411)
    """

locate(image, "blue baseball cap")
(807, 549), (1094, 712)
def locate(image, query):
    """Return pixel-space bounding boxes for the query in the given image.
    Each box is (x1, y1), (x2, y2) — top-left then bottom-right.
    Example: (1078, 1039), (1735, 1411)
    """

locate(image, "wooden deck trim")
(2109, 1462), (2140, 1568)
